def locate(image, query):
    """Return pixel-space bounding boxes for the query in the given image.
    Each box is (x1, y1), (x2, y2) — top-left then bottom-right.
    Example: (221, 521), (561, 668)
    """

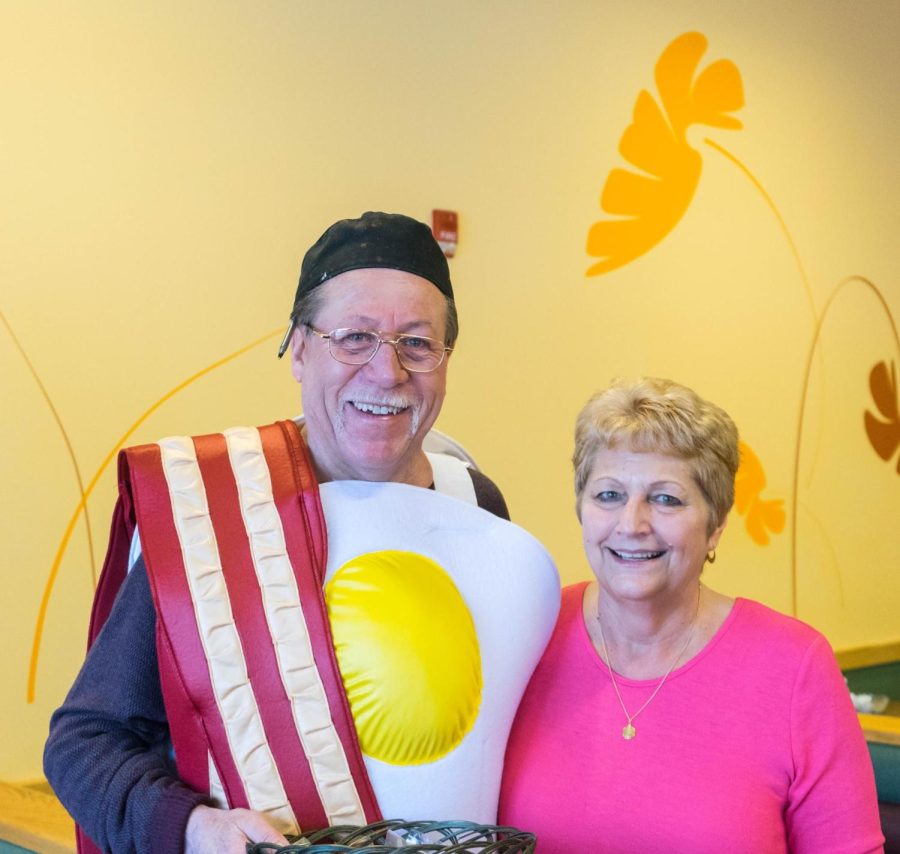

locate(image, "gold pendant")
(622, 723), (636, 740)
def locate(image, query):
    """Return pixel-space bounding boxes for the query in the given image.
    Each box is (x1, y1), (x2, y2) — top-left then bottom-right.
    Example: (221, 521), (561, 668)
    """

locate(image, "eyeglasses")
(305, 325), (452, 373)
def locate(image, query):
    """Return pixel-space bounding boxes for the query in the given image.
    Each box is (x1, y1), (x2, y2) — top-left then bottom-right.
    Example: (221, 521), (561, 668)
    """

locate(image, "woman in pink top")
(499, 378), (884, 853)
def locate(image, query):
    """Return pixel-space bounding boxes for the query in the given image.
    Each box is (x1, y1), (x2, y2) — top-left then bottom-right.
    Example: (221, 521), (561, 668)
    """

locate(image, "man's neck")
(299, 424), (433, 487)
(311, 452), (434, 487)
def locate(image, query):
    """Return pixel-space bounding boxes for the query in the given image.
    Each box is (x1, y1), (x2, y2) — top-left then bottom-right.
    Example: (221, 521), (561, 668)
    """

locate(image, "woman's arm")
(785, 634), (885, 853)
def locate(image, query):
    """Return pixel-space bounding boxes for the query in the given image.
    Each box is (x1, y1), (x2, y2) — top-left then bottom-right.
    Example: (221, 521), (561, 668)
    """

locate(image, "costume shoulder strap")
(426, 451), (476, 504)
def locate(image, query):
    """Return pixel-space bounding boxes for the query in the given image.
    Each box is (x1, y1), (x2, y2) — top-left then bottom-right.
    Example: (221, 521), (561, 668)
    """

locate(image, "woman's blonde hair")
(573, 377), (740, 532)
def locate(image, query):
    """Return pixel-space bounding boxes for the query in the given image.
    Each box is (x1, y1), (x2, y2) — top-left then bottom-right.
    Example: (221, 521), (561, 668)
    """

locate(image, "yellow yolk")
(325, 550), (482, 766)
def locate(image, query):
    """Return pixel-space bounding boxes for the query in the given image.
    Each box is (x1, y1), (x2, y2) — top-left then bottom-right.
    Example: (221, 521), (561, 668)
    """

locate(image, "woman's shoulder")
(534, 582), (592, 664)
(707, 599), (846, 710)
(562, 581), (589, 602)
(730, 597), (832, 661)
(559, 582), (590, 624)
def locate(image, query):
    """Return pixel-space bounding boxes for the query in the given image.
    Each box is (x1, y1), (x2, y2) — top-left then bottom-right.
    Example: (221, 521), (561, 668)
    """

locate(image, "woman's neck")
(583, 582), (731, 679)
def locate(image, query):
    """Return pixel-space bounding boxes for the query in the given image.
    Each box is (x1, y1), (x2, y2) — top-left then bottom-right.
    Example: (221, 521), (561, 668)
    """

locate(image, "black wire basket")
(247, 820), (536, 853)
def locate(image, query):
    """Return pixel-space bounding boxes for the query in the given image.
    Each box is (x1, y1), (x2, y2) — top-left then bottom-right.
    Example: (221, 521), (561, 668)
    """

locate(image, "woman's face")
(579, 447), (726, 607)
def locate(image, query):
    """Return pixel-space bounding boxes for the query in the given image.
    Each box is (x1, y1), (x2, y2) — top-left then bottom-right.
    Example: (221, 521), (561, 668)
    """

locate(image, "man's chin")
(331, 407), (434, 480)
(345, 443), (423, 481)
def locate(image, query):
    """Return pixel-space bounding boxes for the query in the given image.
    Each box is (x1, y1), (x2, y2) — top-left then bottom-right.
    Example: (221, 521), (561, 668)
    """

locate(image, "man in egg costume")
(45, 213), (560, 854)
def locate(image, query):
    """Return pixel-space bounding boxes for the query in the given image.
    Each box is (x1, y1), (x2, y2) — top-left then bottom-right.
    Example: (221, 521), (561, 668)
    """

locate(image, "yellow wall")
(2, 1), (899, 780)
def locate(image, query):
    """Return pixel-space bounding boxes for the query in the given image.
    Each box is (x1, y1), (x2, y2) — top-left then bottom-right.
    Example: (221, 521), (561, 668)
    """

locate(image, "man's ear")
(290, 329), (307, 383)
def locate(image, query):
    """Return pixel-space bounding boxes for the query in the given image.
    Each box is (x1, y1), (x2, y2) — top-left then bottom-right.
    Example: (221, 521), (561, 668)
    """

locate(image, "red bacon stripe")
(263, 420), (382, 824)
(126, 441), (248, 808)
(194, 431), (325, 830)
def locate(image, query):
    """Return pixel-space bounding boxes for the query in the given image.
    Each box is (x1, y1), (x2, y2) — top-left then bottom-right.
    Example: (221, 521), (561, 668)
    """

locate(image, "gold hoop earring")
(706, 550), (717, 564)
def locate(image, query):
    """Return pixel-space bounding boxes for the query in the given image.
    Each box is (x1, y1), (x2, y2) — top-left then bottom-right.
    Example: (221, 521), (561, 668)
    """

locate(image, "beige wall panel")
(2, 0), (898, 779)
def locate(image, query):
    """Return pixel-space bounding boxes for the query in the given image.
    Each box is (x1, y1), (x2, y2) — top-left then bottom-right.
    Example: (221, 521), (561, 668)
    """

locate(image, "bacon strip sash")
(78, 421), (379, 852)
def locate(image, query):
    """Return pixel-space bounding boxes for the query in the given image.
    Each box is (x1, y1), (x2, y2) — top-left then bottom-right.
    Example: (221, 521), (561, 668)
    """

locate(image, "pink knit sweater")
(499, 583), (884, 853)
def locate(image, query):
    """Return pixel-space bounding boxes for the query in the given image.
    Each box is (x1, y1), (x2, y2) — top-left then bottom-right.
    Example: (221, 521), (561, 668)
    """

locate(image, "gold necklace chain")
(595, 603), (697, 741)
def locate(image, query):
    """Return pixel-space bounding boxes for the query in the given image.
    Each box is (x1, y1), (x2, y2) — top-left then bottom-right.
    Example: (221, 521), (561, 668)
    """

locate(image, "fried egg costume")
(83, 421), (559, 844)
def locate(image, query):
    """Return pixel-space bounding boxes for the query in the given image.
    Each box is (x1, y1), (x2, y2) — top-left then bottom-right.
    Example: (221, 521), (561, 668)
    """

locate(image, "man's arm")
(44, 560), (206, 853)
(45, 559), (292, 854)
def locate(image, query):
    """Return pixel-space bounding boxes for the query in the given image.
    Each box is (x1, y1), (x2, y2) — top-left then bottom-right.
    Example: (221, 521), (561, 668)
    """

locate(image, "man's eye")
(400, 336), (433, 351)
(333, 330), (376, 348)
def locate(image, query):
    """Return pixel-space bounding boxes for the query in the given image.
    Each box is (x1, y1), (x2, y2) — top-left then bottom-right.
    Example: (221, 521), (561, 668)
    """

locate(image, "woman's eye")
(652, 493), (682, 506)
(595, 490), (621, 503)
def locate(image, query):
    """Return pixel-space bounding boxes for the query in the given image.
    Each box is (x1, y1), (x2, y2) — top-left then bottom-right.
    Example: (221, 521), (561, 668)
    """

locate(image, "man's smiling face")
(290, 268), (450, 485)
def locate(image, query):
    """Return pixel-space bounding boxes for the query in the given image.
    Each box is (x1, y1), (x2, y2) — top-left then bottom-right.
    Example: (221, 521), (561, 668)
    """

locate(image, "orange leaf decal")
(586, 32), (744, 276)
(864, 360), (900, 472)
(734, 441), (785, 546)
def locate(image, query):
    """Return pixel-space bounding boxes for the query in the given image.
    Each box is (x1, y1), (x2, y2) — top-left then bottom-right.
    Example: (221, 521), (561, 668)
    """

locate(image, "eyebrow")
(590, 476), (688, 491)
(335, 317), (439, 334)
(649, 480), (688, 490)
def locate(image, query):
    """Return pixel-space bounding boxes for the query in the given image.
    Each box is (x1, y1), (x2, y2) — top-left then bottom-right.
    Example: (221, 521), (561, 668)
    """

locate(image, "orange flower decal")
(734, 441), (785, 546)
(865, 360), (900, 471)
(586, 32), (744, 276)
